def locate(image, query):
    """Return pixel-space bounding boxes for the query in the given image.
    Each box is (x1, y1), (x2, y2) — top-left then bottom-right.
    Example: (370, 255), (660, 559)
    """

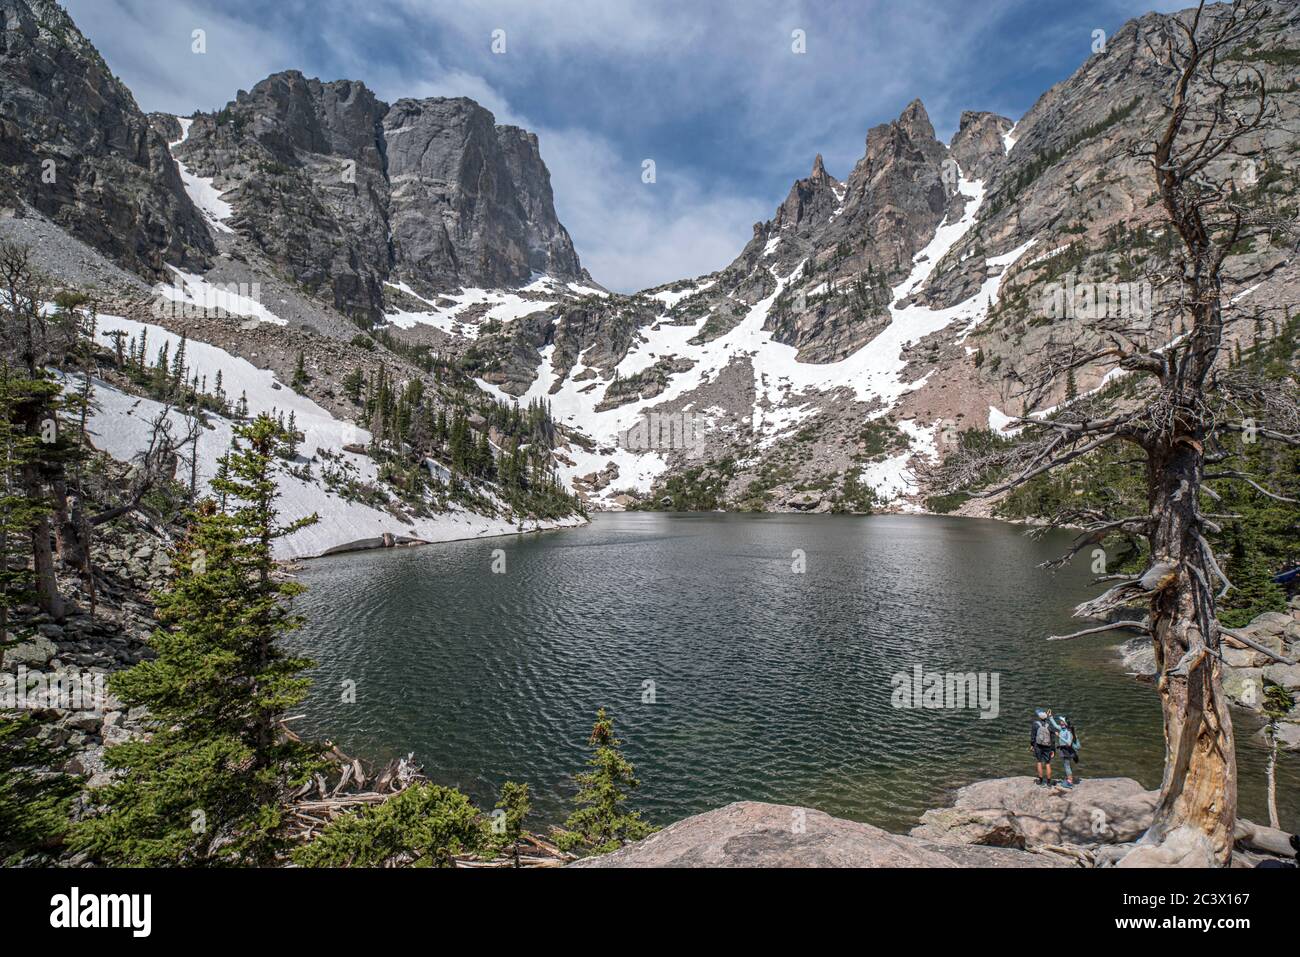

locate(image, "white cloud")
(60, 0), (295, 114)
(535, 125), (768, 292)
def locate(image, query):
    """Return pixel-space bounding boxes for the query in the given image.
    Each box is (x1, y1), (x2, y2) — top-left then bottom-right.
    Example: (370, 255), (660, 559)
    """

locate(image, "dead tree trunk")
(1143, 437), (1236, 863)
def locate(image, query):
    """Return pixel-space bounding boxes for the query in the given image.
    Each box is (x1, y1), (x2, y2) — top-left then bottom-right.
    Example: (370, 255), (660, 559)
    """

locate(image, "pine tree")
(341, 366), (364, 403)
(0, 365), (50, 654)
(0, 715), (76, 864)
(153, 342), (170, 395)
(71, 415), (320, 866)
(291, 351), (310, 393)
(171, 334), (188, 388)
(555, 709), (654, 855)
(106, 329), (128, 367)
(491, 781), (531, 867)
(284, 410), (300, 459)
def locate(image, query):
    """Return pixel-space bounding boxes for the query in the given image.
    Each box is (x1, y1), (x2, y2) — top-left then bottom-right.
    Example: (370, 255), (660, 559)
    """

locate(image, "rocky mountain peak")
(861, 98), (945, 176)
(897, 97), (936, 141)
(165, 78), (588, 323)
(949, 110), (1013, 181)
(383, 95), (586, 295)
(810, 153), (830, 184)
(768, 153), (842, 234)
(233, 70), (388, 169)
(0, 0), (214, 278)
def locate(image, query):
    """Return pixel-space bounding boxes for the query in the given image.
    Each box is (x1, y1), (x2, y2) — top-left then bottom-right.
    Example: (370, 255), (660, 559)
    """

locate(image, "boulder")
(1264, 662), (1300, 691)
(1222, 644), (1271, 669)
(1223, 667), (1265, 709)
(5, 634), (58, 668)
(1253, 721), (1300, 752)
(1118, 636), (1156, 677)
(1251, 612), (1294, 636)
(910, 777), (1158, 848)
(1235, 626), (1288, 660)
(570, 801), (1066, 868)
(785, 492), (822, 511)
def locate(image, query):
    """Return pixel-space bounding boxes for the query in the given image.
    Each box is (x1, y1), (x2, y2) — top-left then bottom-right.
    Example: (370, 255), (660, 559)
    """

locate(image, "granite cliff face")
(170, 77), (587, 326)
(383, 97), (583, 296)
(171, 71), (392, 324)
(0, 0), (213, 278)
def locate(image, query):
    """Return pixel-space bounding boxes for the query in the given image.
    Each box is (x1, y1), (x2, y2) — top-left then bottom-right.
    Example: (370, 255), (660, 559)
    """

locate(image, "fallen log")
(1235, 818), (1297, 858)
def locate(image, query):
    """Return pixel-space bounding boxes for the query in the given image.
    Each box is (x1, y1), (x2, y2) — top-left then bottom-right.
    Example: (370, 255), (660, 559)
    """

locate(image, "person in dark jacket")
(1031, 708), (1056, 786)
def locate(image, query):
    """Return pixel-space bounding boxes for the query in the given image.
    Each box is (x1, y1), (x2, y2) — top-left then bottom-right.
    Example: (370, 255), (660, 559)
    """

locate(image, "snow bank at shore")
(67, 314), (583, 560)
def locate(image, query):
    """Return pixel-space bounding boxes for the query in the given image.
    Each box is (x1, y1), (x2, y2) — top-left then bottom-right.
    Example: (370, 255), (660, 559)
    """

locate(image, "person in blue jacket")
(1051, 714), (1080, 789)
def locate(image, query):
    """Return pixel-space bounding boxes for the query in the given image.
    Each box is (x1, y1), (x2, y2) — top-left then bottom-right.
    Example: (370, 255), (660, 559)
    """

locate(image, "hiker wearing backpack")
(1051, 714), (1080, 789)
(1031, 708), (1056, 786)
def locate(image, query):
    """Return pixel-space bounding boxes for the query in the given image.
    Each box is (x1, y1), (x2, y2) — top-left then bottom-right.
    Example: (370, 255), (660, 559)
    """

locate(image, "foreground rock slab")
(570, 801), (1066, 868)
(911, 776), (1157, 849)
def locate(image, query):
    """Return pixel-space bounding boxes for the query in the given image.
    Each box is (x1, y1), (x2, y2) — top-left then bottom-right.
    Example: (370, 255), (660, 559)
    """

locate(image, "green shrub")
(294, 783), (484, 868)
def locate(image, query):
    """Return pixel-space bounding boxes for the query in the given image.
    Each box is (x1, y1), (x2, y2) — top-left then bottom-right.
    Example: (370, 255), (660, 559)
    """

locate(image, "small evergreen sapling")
(491, 780), (531, 866)
(555, 708), (655, 855)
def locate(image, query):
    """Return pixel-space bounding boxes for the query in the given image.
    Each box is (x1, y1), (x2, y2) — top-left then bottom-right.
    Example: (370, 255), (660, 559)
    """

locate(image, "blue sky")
(61, 0), (1188, 292)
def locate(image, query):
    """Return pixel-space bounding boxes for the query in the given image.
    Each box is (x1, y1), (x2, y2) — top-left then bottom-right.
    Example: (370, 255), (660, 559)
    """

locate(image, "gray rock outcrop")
(174, 79), (589, 325)
(570, 800), (1066, 868)
(0, 0), (213, 278)
(911, 776), (1158, 848)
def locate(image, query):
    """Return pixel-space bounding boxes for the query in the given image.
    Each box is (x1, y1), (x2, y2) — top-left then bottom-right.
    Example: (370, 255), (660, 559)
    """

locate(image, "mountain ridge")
(2, 0), (1297, 523)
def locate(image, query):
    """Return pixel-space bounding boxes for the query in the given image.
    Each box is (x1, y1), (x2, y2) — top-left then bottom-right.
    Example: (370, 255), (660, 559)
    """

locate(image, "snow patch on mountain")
(168, 117), (234, 235)
(383, 281), (554, 335)
(157, 267), (288, 326)
(988, 405), (1022, 437)
(650, 279), (717, 307)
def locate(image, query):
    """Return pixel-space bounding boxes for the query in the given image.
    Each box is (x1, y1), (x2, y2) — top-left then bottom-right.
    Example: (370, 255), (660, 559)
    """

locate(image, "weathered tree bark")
(51, 478), (85, 568)
(30, 510), (64, 624)
(1142, 439), (1236, 864)
(0, 524), (8, 664)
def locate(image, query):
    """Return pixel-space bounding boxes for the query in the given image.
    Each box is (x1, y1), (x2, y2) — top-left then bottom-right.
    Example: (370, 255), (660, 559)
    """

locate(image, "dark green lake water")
(289, 512), (1299, 834)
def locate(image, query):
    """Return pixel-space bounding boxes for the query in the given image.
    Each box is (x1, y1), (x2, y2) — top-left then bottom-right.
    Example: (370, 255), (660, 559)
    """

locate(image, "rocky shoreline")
(578, 776), (1297, 868)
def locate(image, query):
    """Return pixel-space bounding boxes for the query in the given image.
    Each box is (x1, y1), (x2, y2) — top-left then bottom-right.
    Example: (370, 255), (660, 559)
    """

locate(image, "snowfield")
(156, 266), (288, 326)
(68, 315), (582, 560)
